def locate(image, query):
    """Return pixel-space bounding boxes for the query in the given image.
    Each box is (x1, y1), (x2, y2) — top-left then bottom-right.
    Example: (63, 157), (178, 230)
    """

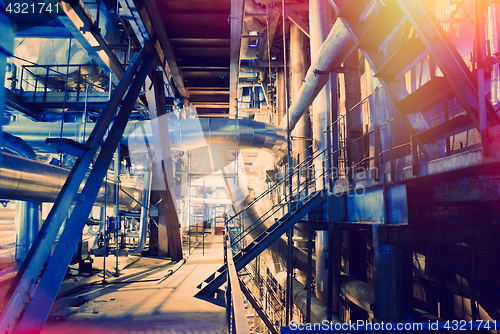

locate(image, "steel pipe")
(2, 133), (41, 264)
(340, 274), (374, 313)
(128, 159), (152, 255)
(0, 152), (142, 212)
(279, 19), (355, 132)
(4, 118), (287, 155)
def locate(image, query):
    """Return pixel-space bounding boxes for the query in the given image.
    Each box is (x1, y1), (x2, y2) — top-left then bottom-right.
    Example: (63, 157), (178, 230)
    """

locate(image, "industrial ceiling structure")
(1, 0), (500, 333)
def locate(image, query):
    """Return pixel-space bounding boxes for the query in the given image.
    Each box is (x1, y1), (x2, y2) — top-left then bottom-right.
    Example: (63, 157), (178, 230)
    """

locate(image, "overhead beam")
(57, 0), (124, 83)
(134, 0), (188, 98)
(190, 102), (230, 108)
(288, 12), (310, 38)
(376, 223), (500, 245)
(14, 21), (73, 38)
(229, 0), (245, 115)
(188, 89), (230, 95)
(260, 8), (281, 62)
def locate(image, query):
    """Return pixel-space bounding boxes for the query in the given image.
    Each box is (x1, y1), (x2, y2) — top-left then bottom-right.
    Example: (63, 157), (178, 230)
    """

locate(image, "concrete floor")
(42, 234), (227, 334)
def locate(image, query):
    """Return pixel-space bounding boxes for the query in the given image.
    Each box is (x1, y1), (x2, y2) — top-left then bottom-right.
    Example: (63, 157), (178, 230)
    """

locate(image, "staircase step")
(375, 37), (428, 80)
(357, 3), (406, 50)
(414, 115), (474, 145)
(394, 77), (452, 114)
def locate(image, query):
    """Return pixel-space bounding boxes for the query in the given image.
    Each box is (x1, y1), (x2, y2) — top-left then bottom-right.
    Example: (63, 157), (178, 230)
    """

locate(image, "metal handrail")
(226, 146), (326, 230)
(18, 60), (108, 93)
(230, 157), (329, 249)
(229, 149), (326, 248)
(225, 235), (251, 334)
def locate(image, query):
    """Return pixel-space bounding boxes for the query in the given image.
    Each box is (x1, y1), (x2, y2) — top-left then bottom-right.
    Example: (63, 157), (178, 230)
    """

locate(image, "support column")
(290, 19), (311, 286)
(14, 202), (41, 264)
(373, 226), (413, 323)
(290, 22), (311, 163)
(310, 0), (333, 306)
(309, 0), (333, 189)
(276, 68), (286, 127)
(151, 69), (183, 261)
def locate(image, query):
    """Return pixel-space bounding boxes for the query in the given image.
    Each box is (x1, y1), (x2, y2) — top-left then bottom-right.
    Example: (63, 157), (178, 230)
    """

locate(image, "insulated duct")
(2, 133), (40, 264)
(0, 152), (142, 212)
(128, 159), (152, 255)
(279, 19), (355, 132)
(4, 118), (287, 155)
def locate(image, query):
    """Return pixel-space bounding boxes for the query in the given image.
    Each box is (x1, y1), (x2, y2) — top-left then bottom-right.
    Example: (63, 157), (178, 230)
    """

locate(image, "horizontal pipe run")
(0, 152), (142, 211)
(4, 118), (287, 155)
(340, 274), (374, 313)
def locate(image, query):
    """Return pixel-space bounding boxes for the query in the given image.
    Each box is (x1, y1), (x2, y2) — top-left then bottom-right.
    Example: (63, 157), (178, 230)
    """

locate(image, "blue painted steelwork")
(0, 0), (14, 179)
(343, 184), (408, 224)
(14, 51), (155, 333)
(0, 47), (153, 333)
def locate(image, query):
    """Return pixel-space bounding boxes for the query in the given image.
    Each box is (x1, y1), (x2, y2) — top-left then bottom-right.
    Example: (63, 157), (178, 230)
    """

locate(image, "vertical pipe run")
(309, 0), (333, 305)
(373, 226), (413, 323)
(114, 147), (120, 276)
(309, 0), (333, 190)
(290, 23), (311, 164)
(276, 69), (286, 126)
(14, 202), (40, 264)
(488, 4), (500, 105)
(282, 0), (293, 324)
(290, 16), (310, 287)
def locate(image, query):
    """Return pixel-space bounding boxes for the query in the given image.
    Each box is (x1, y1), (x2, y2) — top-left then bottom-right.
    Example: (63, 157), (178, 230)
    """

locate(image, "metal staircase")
(196, 146), (328, 297)
(196, 190), (323, 297)
(331, 0), (500, 169)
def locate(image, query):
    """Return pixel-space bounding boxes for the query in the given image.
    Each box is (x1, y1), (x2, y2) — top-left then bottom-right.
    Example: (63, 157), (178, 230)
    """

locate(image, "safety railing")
(227, 145), (329, 251)
(224, 231), (251, 334)
(241, 260), (285, 328)
(17, 62), (110, 103)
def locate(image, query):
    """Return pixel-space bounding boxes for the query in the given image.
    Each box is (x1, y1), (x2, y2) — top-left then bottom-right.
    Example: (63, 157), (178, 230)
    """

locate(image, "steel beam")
(229, 0), (245, 115)
(134, 0), (188, 99)
(397, 0), (500, 128)
(15, 52), (155, 333)
(340, 184), (408, 224)
(14, 21), (73, 38)
(56, 0), (124, 83)
(376, 223), (500, 245)
(0, 47), (152, 333)
(151, 69), (183, 261)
